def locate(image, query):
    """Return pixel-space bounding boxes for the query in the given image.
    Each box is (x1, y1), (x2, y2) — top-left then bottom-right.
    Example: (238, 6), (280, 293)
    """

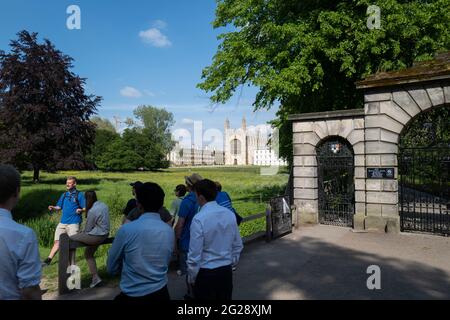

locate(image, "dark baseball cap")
(130, 181), (143, 188)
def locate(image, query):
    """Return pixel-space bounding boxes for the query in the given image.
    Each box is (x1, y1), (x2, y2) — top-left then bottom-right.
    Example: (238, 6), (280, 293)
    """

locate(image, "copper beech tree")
(0, 31), (101, 181)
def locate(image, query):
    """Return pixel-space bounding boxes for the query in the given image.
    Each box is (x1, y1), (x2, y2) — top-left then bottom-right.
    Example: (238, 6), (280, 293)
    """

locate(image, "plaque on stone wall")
(367, 168), (395, 179)
(269, 196), (292, 239)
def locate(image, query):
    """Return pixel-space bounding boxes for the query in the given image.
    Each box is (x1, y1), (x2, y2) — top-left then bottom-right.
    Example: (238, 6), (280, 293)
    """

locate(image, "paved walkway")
(45, 224), (450, 300)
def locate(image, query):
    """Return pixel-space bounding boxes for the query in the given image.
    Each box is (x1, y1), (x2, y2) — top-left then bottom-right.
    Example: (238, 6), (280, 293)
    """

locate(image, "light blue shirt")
(107, 212), (175, 297)
(0, 208), (41, 300)
(187, 201), (243, 282)
(84, 201), (110, 237)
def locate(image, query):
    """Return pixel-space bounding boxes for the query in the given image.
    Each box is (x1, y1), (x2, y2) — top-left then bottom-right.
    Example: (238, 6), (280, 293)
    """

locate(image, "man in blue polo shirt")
(174, 173), (202, 299)
(42, 176), (86, 266)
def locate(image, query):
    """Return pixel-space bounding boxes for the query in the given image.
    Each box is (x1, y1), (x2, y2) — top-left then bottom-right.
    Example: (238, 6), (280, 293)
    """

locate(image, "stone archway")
(289, 109), (365, 226)
(316, 137), (355, 227)
(397, 106), (450, 235)
(290, 51), (450, 234)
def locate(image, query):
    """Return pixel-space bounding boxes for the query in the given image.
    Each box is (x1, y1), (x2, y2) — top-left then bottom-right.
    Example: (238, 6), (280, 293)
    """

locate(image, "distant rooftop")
(356, 51), (450, 89)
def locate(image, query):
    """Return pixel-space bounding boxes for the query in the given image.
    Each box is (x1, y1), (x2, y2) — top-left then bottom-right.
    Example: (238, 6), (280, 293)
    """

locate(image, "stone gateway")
(289, 52), (450, 235)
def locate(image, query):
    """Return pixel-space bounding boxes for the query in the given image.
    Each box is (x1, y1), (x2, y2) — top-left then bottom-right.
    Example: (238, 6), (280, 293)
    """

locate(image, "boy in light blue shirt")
(0, 165), (42, 300)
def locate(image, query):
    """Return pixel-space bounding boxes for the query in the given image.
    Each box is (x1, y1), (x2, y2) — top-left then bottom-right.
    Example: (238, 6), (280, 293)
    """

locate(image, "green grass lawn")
(15, 166), (289, 294)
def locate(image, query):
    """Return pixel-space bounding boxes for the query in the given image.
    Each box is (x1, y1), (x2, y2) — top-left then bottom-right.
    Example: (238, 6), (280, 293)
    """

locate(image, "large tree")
(96, 139), (143, 171)
(198, 0), (450, 162)
(130, 105), (175, 169)
(0, 31), (101, 181)
(91, 116), (116, 133)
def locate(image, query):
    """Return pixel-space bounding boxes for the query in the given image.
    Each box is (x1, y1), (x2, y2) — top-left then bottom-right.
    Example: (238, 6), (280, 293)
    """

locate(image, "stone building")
(169, 142), (225, 166)
(253, 149), (288, 166)
(169, 117), (285, 167)
(224, 117), (271, 165)
(289, 52), (450, 235)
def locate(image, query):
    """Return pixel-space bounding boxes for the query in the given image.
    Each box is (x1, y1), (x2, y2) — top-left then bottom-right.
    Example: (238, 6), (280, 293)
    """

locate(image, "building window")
(231, 139), (241, 155)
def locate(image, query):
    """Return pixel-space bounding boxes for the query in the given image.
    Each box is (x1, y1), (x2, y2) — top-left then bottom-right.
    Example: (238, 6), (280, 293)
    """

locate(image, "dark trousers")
(114, 285), (170, 301)
(194, 265), (232, 300)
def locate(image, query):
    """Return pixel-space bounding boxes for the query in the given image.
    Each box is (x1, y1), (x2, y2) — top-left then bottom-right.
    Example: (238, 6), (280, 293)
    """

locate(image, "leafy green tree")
(198, 0), (450, 162)
(400, 107), (450, 148)
(91, 117), (116, 133)
(0, 31), (101, 181)
(96, 139), (143, 171)
(130, 105), (175, 169)
(87, 128), (120, 168)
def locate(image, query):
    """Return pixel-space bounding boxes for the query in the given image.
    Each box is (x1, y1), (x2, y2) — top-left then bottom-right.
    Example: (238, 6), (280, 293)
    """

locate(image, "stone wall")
(291, 110), (365, 227)
(290, 82), (450, 233)
(361, 82), (450, 232)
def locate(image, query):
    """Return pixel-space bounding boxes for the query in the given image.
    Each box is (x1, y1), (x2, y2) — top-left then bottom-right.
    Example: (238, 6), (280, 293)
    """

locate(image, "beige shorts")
(54, 223), (80, 241)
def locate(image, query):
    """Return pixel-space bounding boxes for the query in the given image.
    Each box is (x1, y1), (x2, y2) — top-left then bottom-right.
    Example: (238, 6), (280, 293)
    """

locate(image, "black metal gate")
(317, 138), (355, 227)
(399, 147), (450, 235)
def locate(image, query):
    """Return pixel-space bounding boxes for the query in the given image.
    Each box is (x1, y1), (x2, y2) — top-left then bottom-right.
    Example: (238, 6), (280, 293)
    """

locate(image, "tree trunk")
(33, 165), (40, 183)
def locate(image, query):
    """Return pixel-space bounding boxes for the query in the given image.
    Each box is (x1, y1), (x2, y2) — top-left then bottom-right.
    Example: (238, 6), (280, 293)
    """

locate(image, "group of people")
(0, 164), (243, 300)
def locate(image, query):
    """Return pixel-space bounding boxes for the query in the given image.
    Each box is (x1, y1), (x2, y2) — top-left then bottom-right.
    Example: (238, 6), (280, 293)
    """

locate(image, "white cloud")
(120, 86), (142, 98)
(153, 20), (167, 29)
(139, 28), (172, 48)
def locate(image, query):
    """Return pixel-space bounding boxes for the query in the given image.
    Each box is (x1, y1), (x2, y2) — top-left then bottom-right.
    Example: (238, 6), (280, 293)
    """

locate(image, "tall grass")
(17, 166), (288, 292)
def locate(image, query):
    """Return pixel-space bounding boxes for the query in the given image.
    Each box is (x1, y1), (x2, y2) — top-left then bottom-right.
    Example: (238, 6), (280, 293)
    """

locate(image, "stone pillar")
(347, 119), (366, 230)
(292, 122), (319, 224)
(363, 91), (400, 232)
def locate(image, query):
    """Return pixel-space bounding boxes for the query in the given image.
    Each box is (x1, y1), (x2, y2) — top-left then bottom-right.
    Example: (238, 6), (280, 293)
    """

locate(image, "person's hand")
(76, 208), (83, 214)
(187, 274), (195, 286)
(48, 206), (54, 211)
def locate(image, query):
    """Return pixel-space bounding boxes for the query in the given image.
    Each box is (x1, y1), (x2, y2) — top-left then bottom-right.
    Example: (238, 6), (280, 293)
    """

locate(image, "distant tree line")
(89, 106), (175, 171)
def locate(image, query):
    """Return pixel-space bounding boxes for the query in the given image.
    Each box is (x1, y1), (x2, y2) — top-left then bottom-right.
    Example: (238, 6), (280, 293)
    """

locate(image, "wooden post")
(58, 233), (70, 295)
(265, 207), (272, 242)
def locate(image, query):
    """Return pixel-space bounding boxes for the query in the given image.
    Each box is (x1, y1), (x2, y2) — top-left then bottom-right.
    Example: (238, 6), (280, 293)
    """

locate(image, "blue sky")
(0, 0), (279, 135)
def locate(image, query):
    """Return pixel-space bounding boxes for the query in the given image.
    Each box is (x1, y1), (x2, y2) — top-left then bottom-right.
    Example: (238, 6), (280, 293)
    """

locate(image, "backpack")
(61, 190), (81, 210)
(232, 208), (243, 226)
(222, 192), (243, 226)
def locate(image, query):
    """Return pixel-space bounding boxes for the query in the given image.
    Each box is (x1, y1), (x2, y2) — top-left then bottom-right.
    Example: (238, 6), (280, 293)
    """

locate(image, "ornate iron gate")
(317, 138), (355, 227)
(399, 147), (450, 235)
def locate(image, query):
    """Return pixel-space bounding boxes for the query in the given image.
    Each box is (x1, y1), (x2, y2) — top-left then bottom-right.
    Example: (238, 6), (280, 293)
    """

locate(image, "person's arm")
(84, 207), (96, 233)
(174, 198), (191, 239)
(187, 217), (203, 284)
(231, 223), (244, 267)
(169, 199), (177, 216)
(76, 192), (86, 214)
(107, 228), (126, 275)
(174, 217), (185, 239)
(49, 193), (64, 211)
(18, 230), (42, 300)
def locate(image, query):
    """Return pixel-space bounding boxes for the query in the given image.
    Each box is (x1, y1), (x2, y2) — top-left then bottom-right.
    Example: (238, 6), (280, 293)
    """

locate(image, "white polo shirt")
(0, 208), (41, 300)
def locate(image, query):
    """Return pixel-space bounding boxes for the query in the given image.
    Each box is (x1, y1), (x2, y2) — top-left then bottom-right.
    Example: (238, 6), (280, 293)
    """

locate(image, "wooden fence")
(58, 209), (273, 294)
